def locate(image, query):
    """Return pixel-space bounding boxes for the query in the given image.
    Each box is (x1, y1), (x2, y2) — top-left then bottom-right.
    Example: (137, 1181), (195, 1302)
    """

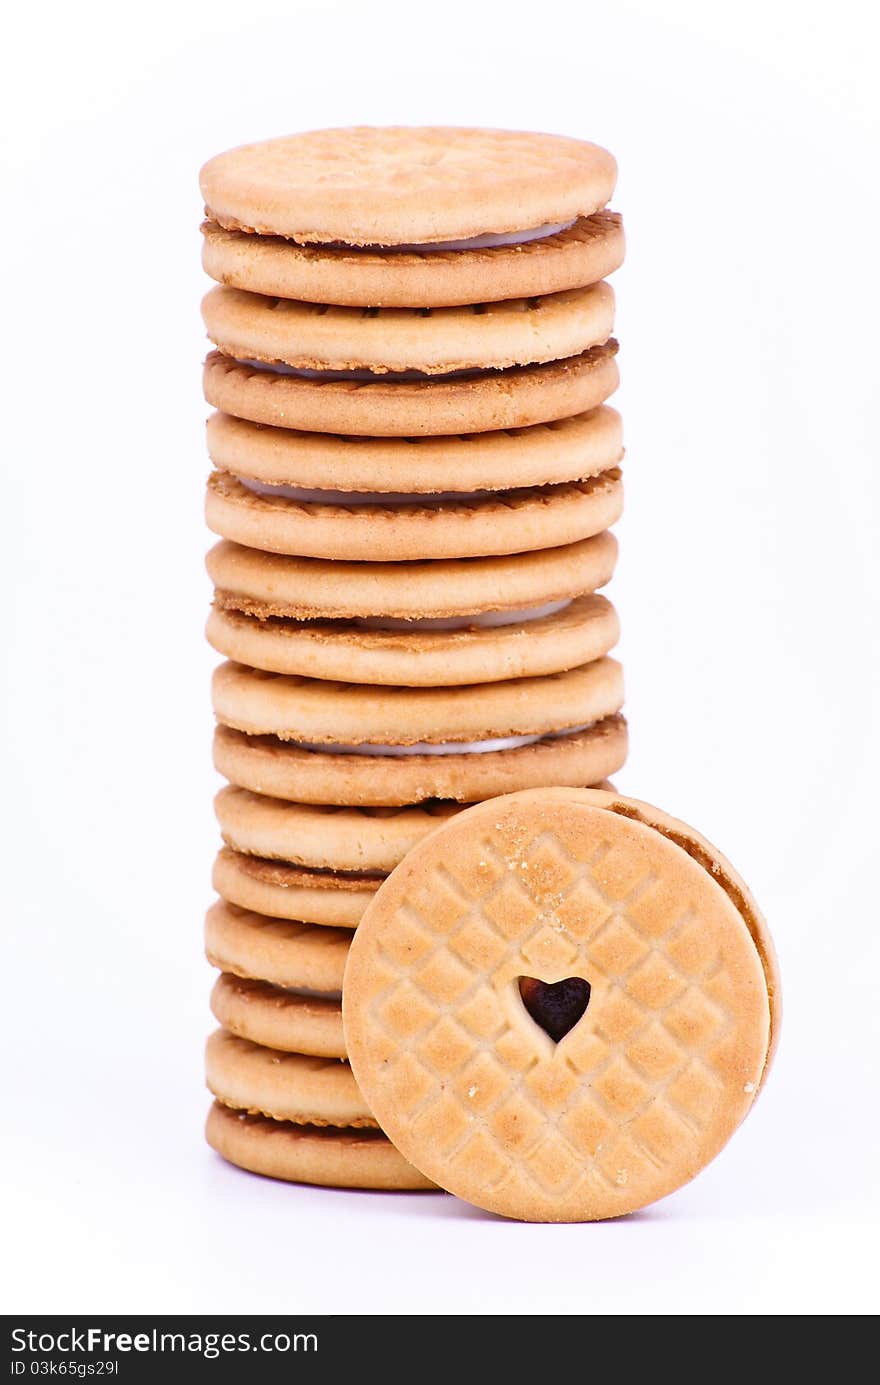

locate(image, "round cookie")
(206, 1103), (435, 1190)
(205, 470), (623, 562)
(213, 849), (377, 927)
(205, 900), (351, 991)
(206, 406), (623, 494)
(200, 127), (616, 244)
(203, 282), (614, 374)
(206, 593), (620, 688)
(207, 532), (618, 621)
(206, 1029), (374, 1127)
(201, 212), (624, 309)
(216, 786), (458, 872)
(212, 656), (624, 745)
(211, 974), (345, 1058)
(204, 342), (618, 437)
(213, 717), (628, 808)
(343, 788), (780, 1222)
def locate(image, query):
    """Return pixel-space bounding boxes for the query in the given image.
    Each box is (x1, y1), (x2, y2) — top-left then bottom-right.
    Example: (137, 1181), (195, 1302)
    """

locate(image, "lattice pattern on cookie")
(363, 826), (738, 1206)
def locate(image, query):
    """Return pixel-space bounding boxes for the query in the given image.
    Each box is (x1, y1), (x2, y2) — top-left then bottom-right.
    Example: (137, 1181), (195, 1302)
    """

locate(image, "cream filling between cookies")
(233, 359), (477, 382)
(292, 722), (594, 758)
(343, 219), (577, 254)
(351, 600), (571, 632)
(236, 476), (493, 506)
(279, 985), (343, 1002)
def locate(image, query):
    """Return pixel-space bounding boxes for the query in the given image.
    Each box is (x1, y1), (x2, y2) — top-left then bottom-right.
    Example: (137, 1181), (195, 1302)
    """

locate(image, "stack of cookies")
(199, 127), (628, 1190)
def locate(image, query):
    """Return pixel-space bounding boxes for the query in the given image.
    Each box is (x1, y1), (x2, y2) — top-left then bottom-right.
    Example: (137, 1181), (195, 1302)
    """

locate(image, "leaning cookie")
(343, 788), (780, 1223)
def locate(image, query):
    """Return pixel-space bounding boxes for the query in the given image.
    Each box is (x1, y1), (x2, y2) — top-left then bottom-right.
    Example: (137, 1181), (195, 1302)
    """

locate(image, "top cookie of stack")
(201, 127), (627, 809)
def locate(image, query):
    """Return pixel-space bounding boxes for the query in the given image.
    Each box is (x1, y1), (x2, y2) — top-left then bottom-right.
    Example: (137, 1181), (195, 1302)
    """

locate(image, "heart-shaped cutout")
(518, 976), (591, 1043)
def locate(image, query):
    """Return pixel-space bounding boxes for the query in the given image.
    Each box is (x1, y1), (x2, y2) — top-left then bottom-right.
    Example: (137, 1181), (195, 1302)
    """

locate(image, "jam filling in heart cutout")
(518, 976), (591, 1043)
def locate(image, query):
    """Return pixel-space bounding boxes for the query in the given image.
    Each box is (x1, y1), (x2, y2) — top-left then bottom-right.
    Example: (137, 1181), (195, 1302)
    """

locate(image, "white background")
(2, 0), (878, 1317)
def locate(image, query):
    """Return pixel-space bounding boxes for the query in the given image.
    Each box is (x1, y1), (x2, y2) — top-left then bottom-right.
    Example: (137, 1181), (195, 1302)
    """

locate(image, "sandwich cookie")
(212, 657), (623, 746)
(204, 342), (618, 437)
(213, 718), (627, 808)
(205, 1104), (435, 1190)
(207, 593), (620, 688)
(206, 1029), (373, 1127)
(216, 786), (458, 873)
(343, 788), (781, 1223)
(201, 211), (624, 309)
(203, 281), (614, 375)
(208, 528), (617, 628)
(206, 406), (622, 495)
(205, 471), (622, 563)
(200, 127), (617, 245)
(211, 657), (625, 806)
(205, 900), (351, 991)
(211, 973), (345, 1058)
(213, 789), (627, 920)
(213, 848), (377, 927)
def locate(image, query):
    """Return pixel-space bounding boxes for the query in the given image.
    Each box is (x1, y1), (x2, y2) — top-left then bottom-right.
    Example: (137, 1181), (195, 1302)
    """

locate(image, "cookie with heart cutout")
(200, 127), (616, 245)
(205, 1103), (435, 1190)
(206, 1029), (373, 1127)
(215, 786), (459, 874)
(205, 899), (351, 992)
(204, 341), (618, 437)
(343, 787), (781, 1223)
(210, 973), (345, 1059)
(201, 211), (624, 309)
(212, 848), (379, 927)
(203, 280), (614, 376)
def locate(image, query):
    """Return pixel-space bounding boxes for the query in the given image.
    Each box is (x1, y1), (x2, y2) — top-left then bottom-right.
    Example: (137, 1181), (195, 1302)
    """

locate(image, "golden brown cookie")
(200, 127), (616, 244)
(213, 717), (627, 808)
(207, 532), (618, 621)
(343, 788), (779, 1222)
(206, 1029), (373, 1126)
(211, 656), (623, 745)
(212, 848), (378, 927)
(203, 342), (618, 437)
(215, 786), (458, 872)
(206, 593), (620, 688)
(201, 212), (624, 309)
(206, 1103), (435, 1190)
(204, 470), (622, 562)
(203, 282), (613, 374)
(210, 973), (345, 1058)
(206, 406), (622, 494)
(205, 900), (350, 990)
